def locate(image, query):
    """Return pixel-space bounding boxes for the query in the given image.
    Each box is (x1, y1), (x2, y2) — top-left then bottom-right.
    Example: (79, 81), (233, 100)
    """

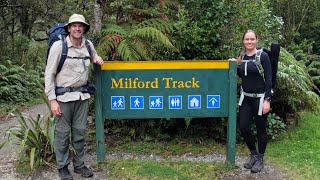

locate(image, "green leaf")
(49, 117), (55, 148)
(30, 148), (36, 169)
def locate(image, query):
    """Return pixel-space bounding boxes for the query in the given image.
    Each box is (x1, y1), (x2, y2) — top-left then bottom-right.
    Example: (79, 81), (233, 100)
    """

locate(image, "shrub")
(267, 112), (286, 140)
(0, 60), (43, 113)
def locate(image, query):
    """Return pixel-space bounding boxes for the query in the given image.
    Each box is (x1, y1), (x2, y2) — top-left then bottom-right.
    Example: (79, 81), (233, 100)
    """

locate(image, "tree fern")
(98, 18), (176, 61)
(0, 64), (7, 72)
(131, 27), (174, 49)
(117, 39), (141, 61)
(131, 39), (152, 60)
(101, 24), (127, 35)
(274, 48), (320, 112)
(135, 18), (174, 33)
(0, 60), (43, 104)
(308, 68), (320, 76)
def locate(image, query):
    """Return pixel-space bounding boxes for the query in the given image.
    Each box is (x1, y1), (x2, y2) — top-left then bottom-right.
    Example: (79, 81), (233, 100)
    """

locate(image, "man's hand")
(93, 56), (104, 66)
(50, 99), (62, 116)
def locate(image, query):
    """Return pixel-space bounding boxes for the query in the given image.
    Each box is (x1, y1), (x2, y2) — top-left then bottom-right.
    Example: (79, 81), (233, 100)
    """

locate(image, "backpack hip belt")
(55, 85), (88, 96)
(238, 90), (265, 116)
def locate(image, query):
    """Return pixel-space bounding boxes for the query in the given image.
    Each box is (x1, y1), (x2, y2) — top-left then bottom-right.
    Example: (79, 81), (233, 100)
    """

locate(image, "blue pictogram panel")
(169, 96), (182, 109)
(130, 96), (144, 109)
(111, 96), (125, 110)
(149, 96), (163, 109)
(188, 95), (201, 109)
(207, 95), (220, 108)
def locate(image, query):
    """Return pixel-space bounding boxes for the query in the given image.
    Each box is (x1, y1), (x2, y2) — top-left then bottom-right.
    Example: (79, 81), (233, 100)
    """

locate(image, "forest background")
(1, 0), (320, 153)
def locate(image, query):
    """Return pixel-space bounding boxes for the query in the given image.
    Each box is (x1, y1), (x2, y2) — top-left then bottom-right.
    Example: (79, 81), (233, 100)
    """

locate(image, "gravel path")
(0, 104), (287, 180)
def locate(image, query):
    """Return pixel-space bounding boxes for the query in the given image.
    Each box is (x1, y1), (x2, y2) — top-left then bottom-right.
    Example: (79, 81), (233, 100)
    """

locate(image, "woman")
(230, 29), (272, 173)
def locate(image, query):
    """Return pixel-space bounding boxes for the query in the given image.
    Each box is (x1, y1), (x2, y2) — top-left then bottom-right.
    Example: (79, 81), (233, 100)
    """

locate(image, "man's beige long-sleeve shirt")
(45, 36), (98, 102)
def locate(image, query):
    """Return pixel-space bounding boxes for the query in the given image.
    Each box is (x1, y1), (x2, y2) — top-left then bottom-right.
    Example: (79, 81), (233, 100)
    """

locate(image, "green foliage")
(0, 108), (55, 173)
(267, 112), (286, 140)
(250, 111), (286, 141)
(176, 0), (283, 60)
(227, 0), (283, 54)
(105, 119), (171, 142)
(98, 18), (176, 61)
(272, 0), (320, 54)
(105, 117), (230, 143)
(177, 0), (234, 59)
(0, 60), (43, 105)
(304, 54), (320, 91)
(273, 48), (320, 114)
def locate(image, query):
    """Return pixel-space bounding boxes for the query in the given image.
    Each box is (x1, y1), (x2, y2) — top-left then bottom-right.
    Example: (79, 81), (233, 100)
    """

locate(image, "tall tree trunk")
(20, 7), (32, 38)
(93, 0), (103, 33)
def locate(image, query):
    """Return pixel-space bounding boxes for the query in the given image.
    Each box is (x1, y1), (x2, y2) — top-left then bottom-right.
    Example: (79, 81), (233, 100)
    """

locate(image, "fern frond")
(131, 39), (151, 60)
(101, 24), (127, 35)
(135, 18), (174, 33)
(131, 27), (174, 49)
(0, 77), (9, 82)
(6, 74), (23, 82)
(276, 48), (319, 111)
(0, 86), (10, 95)
(308, 61), (320, 69)
(307, 68), (320, 76)
(117, 39), (141, 61)
(0, 64), (7, 73)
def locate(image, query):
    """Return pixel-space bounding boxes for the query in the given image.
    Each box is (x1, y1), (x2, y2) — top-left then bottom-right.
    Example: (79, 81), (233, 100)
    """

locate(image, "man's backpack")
(46, 23), (93, 74)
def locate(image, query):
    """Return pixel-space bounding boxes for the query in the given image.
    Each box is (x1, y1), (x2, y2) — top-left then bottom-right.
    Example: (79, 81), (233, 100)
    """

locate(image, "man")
(45, 14), (104, 180)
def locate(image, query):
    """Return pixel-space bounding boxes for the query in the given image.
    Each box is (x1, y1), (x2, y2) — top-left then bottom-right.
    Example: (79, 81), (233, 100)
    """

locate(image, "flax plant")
(0, 98), (55, 175)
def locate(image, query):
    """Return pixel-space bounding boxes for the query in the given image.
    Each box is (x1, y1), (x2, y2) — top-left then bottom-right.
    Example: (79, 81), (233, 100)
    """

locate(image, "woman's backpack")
(257, 43), (281, 89)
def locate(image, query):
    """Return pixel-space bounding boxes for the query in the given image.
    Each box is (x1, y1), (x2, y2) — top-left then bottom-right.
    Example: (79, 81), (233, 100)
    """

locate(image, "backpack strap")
(255, 49), (265, 82)
(85, 39), (93, 60)
(57, 36), (68, 74)
(240, 49), (264, 79)
(56, 38), (93, 74)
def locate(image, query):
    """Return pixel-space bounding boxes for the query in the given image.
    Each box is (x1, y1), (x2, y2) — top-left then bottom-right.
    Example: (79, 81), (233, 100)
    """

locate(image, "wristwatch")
(265, 97), (271, 102)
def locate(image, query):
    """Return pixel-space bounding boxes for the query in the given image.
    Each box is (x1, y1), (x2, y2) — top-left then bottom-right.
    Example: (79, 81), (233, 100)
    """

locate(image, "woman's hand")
(262, 100), (270, 114)
(229, 58), (237, 62)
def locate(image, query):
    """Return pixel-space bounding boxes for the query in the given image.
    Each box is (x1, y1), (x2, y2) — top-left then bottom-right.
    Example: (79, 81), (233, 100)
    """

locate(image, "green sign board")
(93, 61), (237, 163)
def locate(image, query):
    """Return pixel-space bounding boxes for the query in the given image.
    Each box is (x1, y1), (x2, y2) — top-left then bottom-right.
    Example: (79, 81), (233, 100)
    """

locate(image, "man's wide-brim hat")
(64, 14), (90, 34)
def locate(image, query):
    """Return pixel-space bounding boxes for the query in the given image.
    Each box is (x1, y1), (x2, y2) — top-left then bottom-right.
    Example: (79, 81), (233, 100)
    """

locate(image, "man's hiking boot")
(244, 153), (258, 169)
(251, 154), (264, 173)
(58, 166), (73, 180)
(74, 166), (93, 178)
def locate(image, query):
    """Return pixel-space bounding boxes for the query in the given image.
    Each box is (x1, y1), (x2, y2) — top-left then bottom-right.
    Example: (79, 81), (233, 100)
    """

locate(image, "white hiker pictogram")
(150, 100), (155, 107)
(117, 98), (123, 107)
(155, 98), (162, 107)
(113, 101), (117, 107)
(134, 98), (140, 107)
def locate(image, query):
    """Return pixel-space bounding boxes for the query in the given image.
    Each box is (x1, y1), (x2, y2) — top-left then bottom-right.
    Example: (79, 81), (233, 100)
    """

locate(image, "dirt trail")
(0, 103), (287, 180)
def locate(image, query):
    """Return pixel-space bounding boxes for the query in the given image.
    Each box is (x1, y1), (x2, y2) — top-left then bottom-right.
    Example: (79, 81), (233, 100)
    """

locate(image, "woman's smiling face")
(243, 31), (258, 52)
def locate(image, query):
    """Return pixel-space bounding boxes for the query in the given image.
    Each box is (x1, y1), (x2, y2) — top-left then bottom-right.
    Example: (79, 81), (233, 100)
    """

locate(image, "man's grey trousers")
(55, 99), (89, 169)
